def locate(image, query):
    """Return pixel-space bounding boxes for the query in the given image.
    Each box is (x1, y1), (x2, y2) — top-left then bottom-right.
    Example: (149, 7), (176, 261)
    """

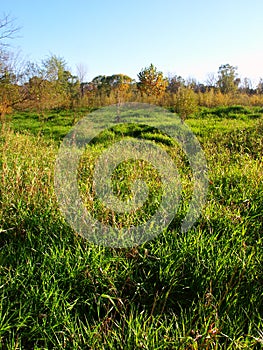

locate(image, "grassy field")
(0, 105), (263, 349)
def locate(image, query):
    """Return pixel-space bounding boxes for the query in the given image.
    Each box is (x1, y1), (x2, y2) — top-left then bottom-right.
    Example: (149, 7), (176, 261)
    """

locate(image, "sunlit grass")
(0, 108), (262, 348)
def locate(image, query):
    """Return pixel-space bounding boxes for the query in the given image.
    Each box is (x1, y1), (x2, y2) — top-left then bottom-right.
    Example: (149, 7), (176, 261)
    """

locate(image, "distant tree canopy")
(105, 74), (134, 103)
(1, 14), (263, 122)
(137, 63), (168, 97)
(86, 74), (134, 106)
(22, 54), (80, 112)
(167, 75), (185, 93)
(217, 64), (240, 94)
(91, 74), (133, 94)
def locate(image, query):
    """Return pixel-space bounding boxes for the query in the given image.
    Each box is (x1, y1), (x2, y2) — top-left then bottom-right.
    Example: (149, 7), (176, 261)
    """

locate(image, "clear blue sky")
(1, 0), (263, 84)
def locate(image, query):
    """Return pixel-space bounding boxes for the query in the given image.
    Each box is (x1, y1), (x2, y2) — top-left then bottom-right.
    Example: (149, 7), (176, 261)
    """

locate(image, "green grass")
(6, 108), (93, 142)
(0, 106), (263, 349)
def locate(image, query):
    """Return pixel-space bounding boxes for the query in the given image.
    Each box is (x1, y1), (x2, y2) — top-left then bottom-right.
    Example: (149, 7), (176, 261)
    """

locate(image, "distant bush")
(173, 87), (198, 120)
(247, 113), (263, 119)
(197, 105), (260, 119)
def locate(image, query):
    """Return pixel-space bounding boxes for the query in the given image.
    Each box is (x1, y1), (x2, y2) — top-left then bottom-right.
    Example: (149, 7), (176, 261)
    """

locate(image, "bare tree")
(76, 63), (88, 98)
(0, 14), (23, 120)
(0, 13), (21, 46)
(76, 63), (88, 83)
(205, 72), (217, 88)
(0, 13), (21, 75)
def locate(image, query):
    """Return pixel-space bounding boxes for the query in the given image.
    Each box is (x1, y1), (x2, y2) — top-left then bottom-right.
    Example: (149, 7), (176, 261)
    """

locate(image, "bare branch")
(205, 72), (217, 87)
(76, 63), (88, 83)
(0, 13), (21, 46)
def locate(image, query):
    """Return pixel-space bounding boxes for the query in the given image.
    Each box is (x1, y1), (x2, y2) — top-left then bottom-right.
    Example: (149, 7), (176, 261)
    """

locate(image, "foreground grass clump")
(0, 110), (263, 349)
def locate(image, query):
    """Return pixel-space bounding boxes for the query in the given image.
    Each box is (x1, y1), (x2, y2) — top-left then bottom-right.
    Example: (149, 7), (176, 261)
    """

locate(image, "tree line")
(1, 14), (263, 121)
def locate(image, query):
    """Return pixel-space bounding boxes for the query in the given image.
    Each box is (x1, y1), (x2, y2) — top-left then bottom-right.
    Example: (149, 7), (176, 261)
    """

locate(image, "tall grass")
(0, 110), (262, 349)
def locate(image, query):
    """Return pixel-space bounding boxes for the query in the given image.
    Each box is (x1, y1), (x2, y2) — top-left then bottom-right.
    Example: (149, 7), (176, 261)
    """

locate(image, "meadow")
(0, 105), (263, 349)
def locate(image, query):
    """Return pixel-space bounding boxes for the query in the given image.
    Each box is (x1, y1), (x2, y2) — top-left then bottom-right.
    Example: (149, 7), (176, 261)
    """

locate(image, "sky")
(1, 0), (263, 85)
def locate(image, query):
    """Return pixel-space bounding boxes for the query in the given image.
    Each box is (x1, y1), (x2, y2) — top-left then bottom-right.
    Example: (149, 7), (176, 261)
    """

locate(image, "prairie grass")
(0, 107), (262, 349)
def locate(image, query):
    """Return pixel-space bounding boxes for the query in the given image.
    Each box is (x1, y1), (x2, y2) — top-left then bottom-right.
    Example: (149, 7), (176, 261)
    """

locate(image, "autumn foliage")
(1, 55), (263, 121)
